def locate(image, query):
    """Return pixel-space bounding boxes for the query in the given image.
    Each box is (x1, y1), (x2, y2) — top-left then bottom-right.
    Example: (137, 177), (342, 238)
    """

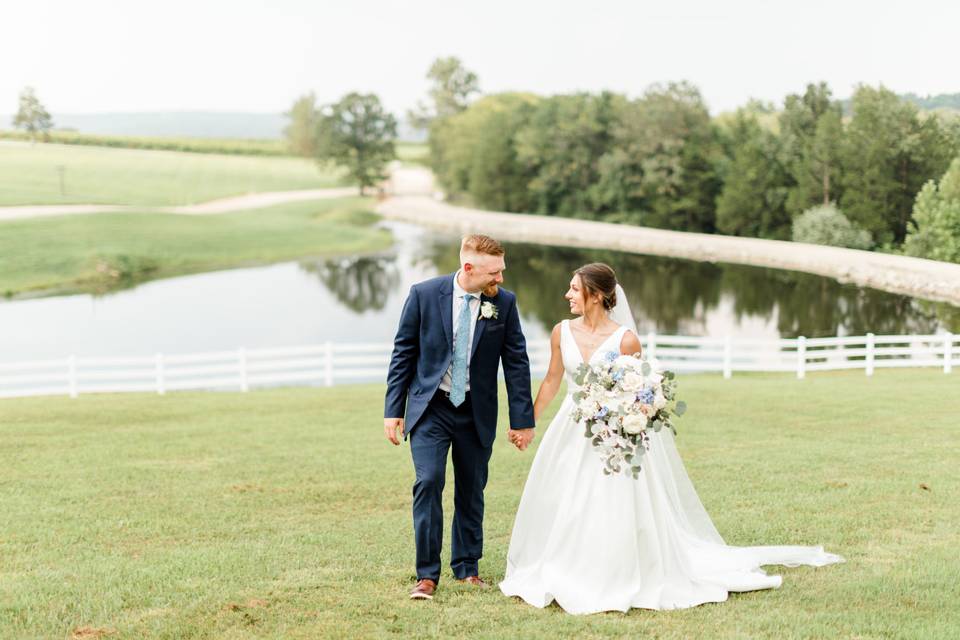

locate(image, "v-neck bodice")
(560, 319), (628, 391)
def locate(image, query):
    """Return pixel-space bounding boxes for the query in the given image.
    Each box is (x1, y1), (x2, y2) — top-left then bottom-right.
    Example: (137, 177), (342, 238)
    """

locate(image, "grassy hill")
(0, 197), (389, 297)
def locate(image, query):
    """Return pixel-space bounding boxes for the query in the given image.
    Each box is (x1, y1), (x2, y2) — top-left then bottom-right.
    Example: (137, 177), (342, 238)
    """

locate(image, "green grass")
(0, 129), (290, 157)
(0, 197), (390, 296)
(396, 141), (429, 165)
(0, 142), (345, 206)
(1, 369), (957, 639)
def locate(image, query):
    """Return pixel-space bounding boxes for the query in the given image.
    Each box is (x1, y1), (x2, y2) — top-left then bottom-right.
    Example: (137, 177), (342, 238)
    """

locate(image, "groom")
(384, 234), (536, 601)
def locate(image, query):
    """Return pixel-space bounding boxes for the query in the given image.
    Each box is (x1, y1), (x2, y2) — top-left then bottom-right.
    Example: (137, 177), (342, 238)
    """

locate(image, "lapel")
(438, 273), (454, 351)
(471, 289), (501, 356)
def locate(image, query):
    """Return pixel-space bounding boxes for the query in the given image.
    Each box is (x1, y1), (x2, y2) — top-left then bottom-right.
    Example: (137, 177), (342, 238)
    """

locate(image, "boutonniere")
(479, 301), (499, 320)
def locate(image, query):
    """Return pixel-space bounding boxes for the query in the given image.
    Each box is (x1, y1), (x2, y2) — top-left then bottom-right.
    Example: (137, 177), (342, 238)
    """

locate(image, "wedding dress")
(499, 289), (843, 614)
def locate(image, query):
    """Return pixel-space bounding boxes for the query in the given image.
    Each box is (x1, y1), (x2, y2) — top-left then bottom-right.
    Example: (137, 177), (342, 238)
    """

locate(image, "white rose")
(653, 391), (667, 410)
(614, 354), (642, 371)
(622, 412), (648, 435)
(620, 371), (644, 392)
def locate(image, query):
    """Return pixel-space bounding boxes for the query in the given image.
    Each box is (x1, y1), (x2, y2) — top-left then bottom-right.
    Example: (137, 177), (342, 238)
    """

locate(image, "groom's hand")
(384, 418), (404, 446)
(507, 428), (535, 451)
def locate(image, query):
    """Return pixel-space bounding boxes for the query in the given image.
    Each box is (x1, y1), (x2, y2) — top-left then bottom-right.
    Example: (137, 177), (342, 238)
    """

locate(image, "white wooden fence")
(0, 333), (955, 399)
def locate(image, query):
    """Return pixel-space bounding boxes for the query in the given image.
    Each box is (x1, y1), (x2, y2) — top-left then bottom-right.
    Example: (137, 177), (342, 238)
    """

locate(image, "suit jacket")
(384, 272), (535, 448)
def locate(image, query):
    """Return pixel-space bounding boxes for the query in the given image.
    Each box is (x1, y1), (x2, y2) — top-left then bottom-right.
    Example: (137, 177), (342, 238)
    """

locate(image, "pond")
(1, 221), (957, 363)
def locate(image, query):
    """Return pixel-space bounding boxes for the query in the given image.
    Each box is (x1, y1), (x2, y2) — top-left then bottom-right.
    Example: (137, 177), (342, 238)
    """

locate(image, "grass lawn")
(395, 142), (428, 165)
(0, 142), (345, 206)
(0, 197), (391, 297)
(1, 369), (957, 639)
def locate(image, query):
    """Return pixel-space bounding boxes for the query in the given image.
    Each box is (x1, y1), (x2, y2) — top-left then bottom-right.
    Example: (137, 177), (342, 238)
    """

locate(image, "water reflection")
(300, 255), (401, 313)
(1, 222), (956, 364)
(418, 237), (954, 338)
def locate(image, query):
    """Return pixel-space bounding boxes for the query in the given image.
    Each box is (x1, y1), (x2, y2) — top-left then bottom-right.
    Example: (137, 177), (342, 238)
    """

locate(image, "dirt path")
(0, 187), (359, 222)
(378, 166), (960, 307)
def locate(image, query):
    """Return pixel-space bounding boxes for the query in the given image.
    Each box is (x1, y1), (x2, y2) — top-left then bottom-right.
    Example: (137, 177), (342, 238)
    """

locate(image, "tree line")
(419, 61), (960, 262)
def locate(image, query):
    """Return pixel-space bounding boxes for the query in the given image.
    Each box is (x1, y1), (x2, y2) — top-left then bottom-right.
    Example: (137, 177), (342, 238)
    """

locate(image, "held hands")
(507, 428), (535, 451)
(384, 418), (404, 446)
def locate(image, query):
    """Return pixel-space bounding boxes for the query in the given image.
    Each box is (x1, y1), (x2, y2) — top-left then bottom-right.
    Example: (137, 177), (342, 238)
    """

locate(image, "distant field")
(0, 141), (347, 206)
(396, 141), (428, 165)
(0, 128), (288, 156)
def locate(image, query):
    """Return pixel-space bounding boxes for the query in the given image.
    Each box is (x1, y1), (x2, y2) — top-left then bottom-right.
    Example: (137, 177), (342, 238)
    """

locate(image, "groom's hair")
(460, 234), (505, 263)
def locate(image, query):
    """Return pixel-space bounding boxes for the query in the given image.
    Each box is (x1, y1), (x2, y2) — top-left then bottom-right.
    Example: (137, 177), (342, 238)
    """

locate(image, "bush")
(791, 204), (873, 249)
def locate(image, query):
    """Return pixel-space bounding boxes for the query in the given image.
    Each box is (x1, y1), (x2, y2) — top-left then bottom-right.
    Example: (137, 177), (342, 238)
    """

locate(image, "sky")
(3, 0), (957, 117)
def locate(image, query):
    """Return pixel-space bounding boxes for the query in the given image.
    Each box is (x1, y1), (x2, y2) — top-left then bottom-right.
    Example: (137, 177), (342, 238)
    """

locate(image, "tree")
(409, 56), (480, 131)
(514, 91), (625, 217)
(902, 157), (960, 262)
(594, 82), (722, 232)
(715, 109), (791, 238)
(315, 93), (397, 194)
(779, 82), (845, 215)
(428, 92), (538, 211)
(283, 92), (319, 157)
(12, 86), (53, 142)
(840, 85), (958, 246)
(808, 109), (844, 206)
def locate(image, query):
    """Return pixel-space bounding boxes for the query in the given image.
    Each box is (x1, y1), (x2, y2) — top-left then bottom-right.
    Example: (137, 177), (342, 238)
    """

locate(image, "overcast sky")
(4, 0), (956, 117)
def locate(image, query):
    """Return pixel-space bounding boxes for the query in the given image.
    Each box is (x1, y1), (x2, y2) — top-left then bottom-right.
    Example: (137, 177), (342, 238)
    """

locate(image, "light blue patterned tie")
(449, 293), (475, 407)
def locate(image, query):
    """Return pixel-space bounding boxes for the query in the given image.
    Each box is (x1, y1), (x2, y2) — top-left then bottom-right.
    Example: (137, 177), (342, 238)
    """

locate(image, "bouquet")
(571, 351), (686, 478)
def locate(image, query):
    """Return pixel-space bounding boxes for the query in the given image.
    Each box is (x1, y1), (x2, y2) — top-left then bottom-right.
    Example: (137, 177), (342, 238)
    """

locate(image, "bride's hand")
(508, 428), (535, 451)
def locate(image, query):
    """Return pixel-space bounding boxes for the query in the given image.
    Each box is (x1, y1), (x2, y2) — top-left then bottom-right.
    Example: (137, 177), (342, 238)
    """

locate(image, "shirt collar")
(453, 270), (482, 300)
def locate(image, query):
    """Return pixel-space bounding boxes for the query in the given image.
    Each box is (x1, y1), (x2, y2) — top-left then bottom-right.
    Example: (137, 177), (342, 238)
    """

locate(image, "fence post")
(946, 333), (954, 374)
(67, 355), (78, 398)
(155, 352), (166, 395)
(723, 336), (732, 379)
(797, 336), (806, 379)
(238, 348), (248, 392)
(324, 341), (334, 387)
(646, 331), (657, 360)
(866, 333), (875, 376)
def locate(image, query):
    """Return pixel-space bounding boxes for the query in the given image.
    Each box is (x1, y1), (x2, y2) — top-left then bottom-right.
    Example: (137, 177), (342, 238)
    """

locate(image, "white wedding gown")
(499, 320), (843, 615)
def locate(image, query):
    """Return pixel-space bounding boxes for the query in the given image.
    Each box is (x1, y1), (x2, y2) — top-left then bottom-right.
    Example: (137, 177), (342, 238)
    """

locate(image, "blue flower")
(595, 406), (609, 419)
(637, 387), (655, 404)
(604, 351), (619, 363)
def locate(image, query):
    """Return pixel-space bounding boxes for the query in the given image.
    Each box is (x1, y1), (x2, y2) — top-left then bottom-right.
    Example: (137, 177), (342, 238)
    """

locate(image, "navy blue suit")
(385, 273), (534, 582)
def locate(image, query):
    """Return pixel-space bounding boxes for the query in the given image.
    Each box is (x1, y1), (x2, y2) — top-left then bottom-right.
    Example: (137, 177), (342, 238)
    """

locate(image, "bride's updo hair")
(574, 263), (618, 311)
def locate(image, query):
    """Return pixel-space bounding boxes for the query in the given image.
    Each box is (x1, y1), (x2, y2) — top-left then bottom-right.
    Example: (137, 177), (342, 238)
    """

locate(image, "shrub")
(791, 203), (873, 249)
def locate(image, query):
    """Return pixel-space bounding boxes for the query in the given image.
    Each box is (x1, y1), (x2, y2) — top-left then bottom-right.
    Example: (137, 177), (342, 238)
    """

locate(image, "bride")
(499, 263), (843, 614)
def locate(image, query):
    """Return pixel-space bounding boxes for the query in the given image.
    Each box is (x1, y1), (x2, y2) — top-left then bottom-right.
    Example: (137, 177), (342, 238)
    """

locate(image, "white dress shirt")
(439, 271), (482, 393)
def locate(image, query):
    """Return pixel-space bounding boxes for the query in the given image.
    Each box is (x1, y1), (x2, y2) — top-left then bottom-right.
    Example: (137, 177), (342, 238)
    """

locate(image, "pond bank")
(378, 166), (960, 307)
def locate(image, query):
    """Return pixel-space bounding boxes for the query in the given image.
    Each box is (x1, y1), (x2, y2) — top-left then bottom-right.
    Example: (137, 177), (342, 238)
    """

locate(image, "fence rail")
(0, 333), (954, 399)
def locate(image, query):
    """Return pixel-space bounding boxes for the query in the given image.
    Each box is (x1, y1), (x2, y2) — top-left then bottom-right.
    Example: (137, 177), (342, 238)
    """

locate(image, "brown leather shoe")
(456, 575), (488, 588)
(410, 579), (436, 600)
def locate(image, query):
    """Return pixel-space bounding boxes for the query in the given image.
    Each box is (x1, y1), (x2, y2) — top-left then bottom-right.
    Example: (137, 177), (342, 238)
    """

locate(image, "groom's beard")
(483, 284), (499, 297)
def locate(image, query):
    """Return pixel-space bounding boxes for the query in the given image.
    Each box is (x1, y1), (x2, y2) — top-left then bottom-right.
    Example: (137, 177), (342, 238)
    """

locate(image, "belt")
(432, 387), (472, 407)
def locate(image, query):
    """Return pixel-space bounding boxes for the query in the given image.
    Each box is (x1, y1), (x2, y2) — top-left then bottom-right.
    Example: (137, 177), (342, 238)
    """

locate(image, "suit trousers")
(409, 389), (493, 583)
